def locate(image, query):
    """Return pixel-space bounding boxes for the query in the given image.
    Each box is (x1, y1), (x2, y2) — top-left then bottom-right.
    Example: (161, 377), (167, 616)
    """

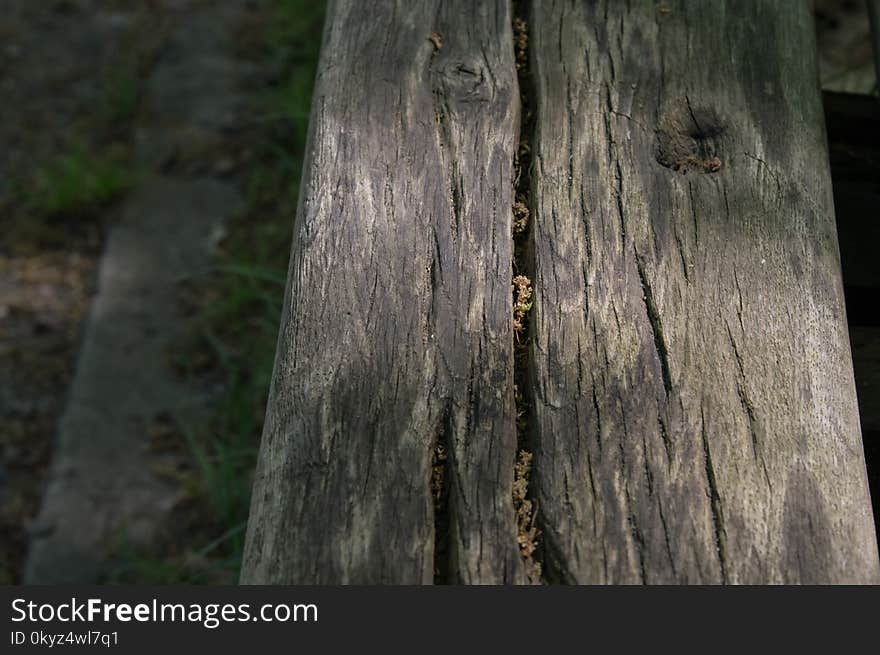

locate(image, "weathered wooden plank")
(527, 0), (880, 583)
(241, 0), (525, 584)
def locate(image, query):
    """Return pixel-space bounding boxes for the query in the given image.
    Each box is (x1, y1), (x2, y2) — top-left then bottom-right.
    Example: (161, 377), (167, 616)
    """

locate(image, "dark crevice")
(510, 0), (543, 585)
(700, 403), (729, 583)
(630, 519), (648, 585)
(603, 87), (629, 246)
(673, 227), (690, 283)
(657, 412), (673, 465)
(616, 402), (647, 585)
(724, 323), (772, 491)
(430, 407), (452, 585)
(536, 527), (577, 585)
(657, 496), (677, 577)
(591, 382), (604, 455)
(634, 250), (673, 397)
(429, 31), (462, 248)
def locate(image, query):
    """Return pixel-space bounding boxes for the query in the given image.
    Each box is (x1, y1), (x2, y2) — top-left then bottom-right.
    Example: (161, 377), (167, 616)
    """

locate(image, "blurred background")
(1, 0), (325, 583)
(0, 0), (877, 584)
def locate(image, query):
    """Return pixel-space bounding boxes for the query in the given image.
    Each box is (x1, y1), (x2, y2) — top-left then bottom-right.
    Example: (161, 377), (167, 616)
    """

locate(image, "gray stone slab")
(24, 178), (242, 583)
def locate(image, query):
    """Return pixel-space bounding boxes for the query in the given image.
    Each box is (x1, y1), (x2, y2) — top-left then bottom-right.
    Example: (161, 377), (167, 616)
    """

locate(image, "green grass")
(5, 17), (149, 251)
(107, 0), (326, 583)
(25, 144), (132, 219)
(99, 61), (142, 127)
(188, 0), (326, 574)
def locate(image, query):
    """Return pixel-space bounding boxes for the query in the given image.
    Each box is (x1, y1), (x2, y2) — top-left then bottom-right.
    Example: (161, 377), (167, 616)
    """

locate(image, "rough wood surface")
(241, 0), (526, 584)
(527, 0), (880, 583)
(243, 0), (880, 584)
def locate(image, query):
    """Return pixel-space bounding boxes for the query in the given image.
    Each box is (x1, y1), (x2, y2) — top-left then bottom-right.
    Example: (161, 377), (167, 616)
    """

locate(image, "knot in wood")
(434, 56), (491, 104)
(656, 100), (726, 174)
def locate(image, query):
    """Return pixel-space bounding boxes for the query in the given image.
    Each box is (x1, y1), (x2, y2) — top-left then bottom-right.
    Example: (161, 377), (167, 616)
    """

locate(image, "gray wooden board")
(241, 0), (526, 584)
(527, 0), (879, 583)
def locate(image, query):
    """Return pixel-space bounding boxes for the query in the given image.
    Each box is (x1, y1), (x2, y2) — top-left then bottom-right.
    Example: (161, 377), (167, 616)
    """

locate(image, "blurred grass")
(98, 58), (142, 128)
(4, 19), (152, 252)
(106, 0), (326, 583)
(185, 0), (325, 560)
(25, 144), (132, 219)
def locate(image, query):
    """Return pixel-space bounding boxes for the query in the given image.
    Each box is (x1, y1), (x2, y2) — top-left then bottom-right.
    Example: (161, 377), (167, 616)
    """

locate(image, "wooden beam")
(527, 0), (880, 583)
(240, 0), (526, 584)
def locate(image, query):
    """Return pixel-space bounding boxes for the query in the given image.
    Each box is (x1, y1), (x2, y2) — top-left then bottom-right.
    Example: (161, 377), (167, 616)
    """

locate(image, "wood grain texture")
(240, 0), (526, 584)
(527, 0), (880, 583)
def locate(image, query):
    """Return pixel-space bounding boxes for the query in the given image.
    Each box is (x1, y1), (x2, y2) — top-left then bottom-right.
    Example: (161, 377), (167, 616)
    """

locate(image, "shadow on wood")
(241, 0), (880, 584)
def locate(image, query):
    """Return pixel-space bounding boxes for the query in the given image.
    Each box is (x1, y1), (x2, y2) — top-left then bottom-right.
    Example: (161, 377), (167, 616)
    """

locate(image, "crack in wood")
(634, 250), (673, 398)
(724, 322), (773, 492)
(511, 0), (543, 585)
(430, 408), (452, 584)
(700, 403), (729, 583)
